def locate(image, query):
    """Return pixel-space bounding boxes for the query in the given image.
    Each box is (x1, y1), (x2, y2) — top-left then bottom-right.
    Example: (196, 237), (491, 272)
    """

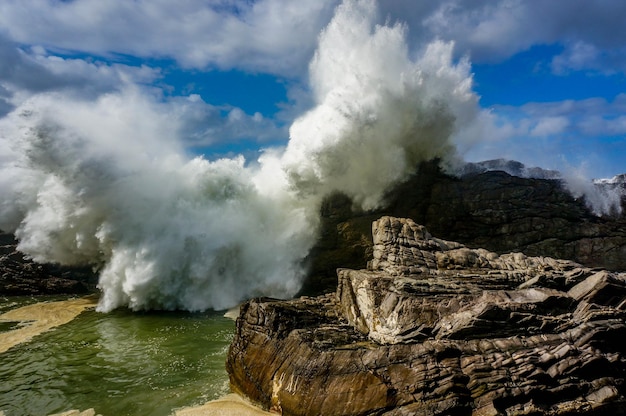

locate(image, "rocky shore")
(228, 216), (626, 415)
(2, 161), (626, 415)
(0, 232), (97, 295)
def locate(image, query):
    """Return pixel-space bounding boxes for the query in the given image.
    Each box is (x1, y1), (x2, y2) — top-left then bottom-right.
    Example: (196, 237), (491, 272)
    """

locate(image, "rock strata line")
(228, 216), (626, 415)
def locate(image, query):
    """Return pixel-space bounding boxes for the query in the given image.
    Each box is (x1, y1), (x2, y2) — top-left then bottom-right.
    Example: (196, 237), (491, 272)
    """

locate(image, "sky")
(0, 0), (625, 179)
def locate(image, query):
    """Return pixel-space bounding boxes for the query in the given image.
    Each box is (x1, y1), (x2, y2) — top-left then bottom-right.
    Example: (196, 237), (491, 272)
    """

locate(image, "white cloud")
(2, 0), (626, 77)
(463, 95), (626, 177)
(515, 95), (626, 137)
(530, 116), (570, 137)
(493, 97), (626, 139)
(423, 0), (535, 60)
(167, 95), (287, 147)
(418, 0), (626, 73)
(0, 0), (339, 77)
(551, 41), (600, 74)
(553, 42), (626, 75)
(0, 33), (162, 113)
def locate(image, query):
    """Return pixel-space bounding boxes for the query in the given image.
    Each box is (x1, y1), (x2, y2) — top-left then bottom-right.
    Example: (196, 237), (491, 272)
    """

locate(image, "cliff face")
(305, 161), (626, 294)
(228, 217), (626, 416)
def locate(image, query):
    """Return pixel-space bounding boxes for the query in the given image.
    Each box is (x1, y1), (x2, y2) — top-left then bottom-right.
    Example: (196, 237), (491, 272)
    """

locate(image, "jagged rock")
(305, 161), (626, 294)
(0, 232), (97, 295)
(228, 217), (626, 415)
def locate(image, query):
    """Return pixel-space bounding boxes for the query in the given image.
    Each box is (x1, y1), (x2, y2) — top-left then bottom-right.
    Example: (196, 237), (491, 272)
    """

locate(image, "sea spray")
(0, 92), (317, 312)
(282, 0), (479, 210)
(562, 167), (625, 216)
(0, 0), (486, 312)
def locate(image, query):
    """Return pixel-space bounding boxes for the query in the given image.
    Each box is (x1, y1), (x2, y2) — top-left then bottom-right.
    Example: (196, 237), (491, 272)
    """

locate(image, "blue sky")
(1, 0), (625, 179)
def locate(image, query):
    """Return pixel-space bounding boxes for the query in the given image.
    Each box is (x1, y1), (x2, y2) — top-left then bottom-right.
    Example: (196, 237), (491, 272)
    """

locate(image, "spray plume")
(0, 0), (481, 311)
(282, 0), (477, 210)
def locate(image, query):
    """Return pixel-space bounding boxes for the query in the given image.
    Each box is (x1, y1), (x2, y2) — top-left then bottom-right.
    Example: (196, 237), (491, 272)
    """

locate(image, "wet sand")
(174, 394), (273, 416)
(0, 296), (98, 354)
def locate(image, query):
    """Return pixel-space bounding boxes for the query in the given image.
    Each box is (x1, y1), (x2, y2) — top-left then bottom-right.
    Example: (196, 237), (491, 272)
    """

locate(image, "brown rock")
(228, 217), (626, 415)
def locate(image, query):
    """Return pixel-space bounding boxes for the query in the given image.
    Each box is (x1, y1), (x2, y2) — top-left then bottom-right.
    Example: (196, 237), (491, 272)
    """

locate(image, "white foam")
(0, 92), (317, 311)
(0, 0), (490, 311)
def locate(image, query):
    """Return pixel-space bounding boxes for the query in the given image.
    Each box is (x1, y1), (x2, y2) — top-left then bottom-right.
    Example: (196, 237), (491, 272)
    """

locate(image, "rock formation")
(305, 160), (626, 294)
(228, 216), (626, 415)
(0, 232), (96, 295)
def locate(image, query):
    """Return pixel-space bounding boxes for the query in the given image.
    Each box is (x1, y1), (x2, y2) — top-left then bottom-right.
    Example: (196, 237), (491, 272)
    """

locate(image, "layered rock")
(228, 216), (626, 415)
(305, 161), (626, 294)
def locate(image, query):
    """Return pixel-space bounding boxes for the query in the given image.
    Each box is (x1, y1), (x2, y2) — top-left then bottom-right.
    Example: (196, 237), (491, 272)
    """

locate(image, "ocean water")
(0, 297), (234, 416)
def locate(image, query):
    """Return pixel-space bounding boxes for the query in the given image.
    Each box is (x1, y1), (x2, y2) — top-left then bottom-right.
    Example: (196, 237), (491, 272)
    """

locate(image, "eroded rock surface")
(228, 216), (626, 415)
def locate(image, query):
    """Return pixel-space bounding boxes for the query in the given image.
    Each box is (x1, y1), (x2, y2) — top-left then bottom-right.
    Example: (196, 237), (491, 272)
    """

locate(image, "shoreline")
(0, 295), (98, 354)
(174, 393), (273, 416)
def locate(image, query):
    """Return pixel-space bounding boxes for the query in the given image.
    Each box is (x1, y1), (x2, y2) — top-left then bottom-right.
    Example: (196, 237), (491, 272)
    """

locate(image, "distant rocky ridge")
(594, 173), (626, 185)
(457, 159), (562, 180)
(305, 160), (626, 294)
(228, 216), (626, 415)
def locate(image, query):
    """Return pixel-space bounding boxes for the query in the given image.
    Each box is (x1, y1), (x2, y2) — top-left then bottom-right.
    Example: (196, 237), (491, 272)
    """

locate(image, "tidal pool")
(0, 296), (234, 416)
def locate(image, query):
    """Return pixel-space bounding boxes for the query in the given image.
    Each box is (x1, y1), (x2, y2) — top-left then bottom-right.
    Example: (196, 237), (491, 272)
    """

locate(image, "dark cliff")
(305, 161), (626, 294)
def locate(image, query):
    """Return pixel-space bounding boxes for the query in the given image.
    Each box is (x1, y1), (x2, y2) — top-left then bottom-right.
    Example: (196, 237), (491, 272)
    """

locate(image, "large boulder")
(228, 216), (626, 415)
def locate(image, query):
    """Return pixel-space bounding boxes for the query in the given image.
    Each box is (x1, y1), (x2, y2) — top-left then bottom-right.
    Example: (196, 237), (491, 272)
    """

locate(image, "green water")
(0, 296), (235, 416)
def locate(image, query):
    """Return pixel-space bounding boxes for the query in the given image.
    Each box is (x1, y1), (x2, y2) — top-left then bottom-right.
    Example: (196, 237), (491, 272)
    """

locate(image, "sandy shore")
(174, 394), (273, 416)
(0, 295), (98, 354)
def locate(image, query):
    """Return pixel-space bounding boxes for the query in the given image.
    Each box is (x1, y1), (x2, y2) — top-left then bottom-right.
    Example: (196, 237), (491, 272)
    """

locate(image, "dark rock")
(0, 231), (97, 295)
(228, 217), (626, 415)
(305, 161), (626, 295)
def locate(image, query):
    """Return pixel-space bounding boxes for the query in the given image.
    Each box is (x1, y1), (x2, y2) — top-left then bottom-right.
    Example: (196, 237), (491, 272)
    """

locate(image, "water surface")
(0, 297), (234, 416)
